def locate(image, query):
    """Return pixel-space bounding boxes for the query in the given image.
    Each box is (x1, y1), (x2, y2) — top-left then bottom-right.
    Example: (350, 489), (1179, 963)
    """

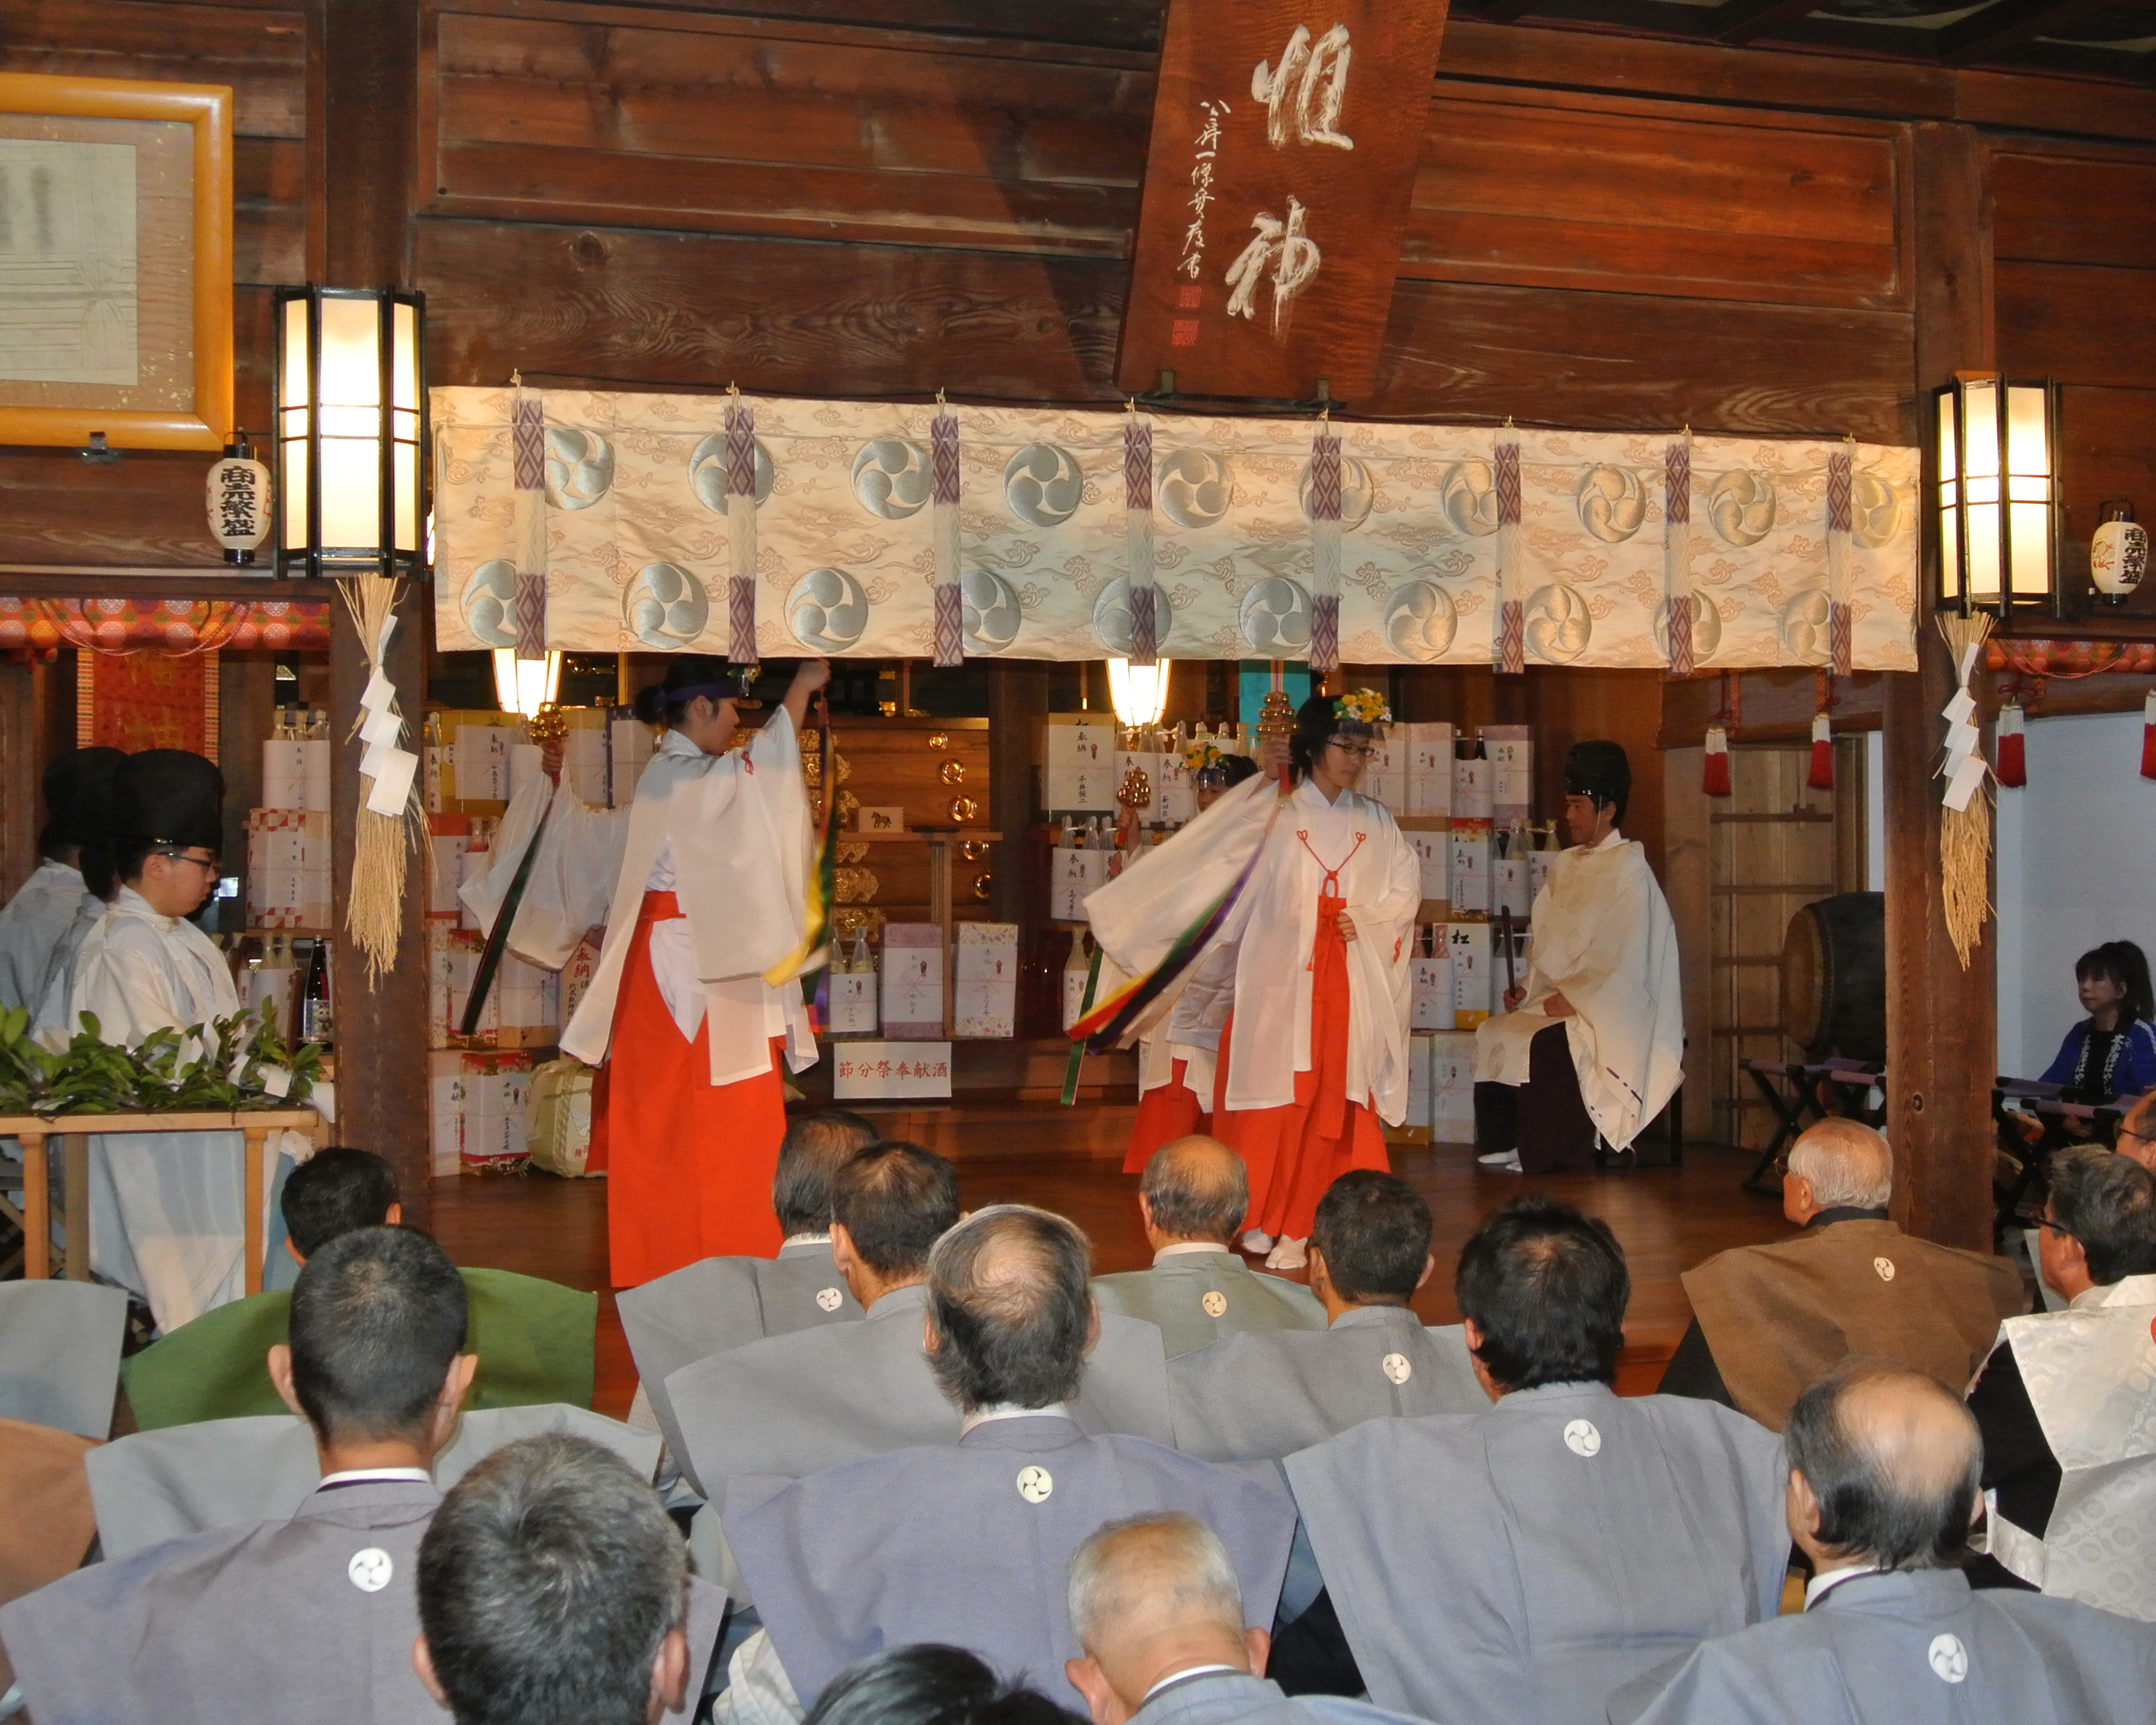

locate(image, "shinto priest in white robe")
(1473, 827), (1684, 1152)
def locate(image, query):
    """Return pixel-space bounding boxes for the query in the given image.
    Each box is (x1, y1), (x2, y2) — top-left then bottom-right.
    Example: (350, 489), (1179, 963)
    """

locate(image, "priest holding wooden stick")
(1473, 741), (1684, 1174)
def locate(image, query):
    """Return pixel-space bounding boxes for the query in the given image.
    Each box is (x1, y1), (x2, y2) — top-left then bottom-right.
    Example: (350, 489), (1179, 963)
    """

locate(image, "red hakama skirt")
(1211, 884), (1388, 1242)
(601, 890), (786, 1287)
(1121, 1056), (1212, 1174)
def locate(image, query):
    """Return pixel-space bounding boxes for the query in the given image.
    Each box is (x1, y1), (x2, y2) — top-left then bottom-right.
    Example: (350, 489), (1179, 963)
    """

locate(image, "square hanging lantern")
(272, 286), (428, 578)
(1933, 373), (2059, 616)
(493, 649), (563, 719)
(1108, 658), (1172, 729)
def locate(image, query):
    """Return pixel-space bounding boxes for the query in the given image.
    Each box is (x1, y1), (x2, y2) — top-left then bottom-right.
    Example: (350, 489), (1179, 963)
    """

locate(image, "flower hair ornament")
(1333, 689), (1392, 726)
(1182, 738), (1224, 774)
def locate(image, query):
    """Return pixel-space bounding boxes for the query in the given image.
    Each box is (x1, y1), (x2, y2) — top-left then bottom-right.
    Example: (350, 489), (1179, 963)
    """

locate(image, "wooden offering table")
(3, 1109), (323, 1296)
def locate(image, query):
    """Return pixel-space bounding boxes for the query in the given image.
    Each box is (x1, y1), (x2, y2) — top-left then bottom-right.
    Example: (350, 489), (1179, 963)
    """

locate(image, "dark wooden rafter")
(1476, 0), (1551, 23)
(1711, 0), (1826, 47)
(1937, 0), (2121, 63)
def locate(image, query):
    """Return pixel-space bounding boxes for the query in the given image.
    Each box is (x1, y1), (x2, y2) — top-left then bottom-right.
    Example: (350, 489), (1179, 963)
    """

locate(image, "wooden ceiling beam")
(1936, 0), (2119, 63)
(1710, 0), (1828, 47)
(1475, 0), (1552, 23)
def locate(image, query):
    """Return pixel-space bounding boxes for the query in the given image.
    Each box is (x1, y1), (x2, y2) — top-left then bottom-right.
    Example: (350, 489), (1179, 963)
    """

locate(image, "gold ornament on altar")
(938, 760), (966, 784)
(835, 865), (881, 904)
(527, 702), (572, 744)
(948, 795), (979, 822)
(1117, 763), (1152, 809)
(972, 871), (993, 900)
(959, 840), (989, 862)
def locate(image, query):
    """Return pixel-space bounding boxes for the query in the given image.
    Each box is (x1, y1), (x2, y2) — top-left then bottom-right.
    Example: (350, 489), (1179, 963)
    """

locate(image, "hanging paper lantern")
(206, 434), (272, 565)
(1807, 711), (1834, 791)
(1995, 703), (2026, 788)
(1703, 725), (1732, 797)
(2090, 503), (2147, 606)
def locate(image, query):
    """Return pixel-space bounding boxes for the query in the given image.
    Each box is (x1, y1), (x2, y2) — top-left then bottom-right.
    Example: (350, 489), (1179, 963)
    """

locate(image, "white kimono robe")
(1138, 941), (1236, 1106)
(0, 859), (98, 1016)
(64, 888), (291, 1333)
(1473, 829), (1684, 1152)
(464, 714), (816, 1086)
(1090, 775), (1421, 1125)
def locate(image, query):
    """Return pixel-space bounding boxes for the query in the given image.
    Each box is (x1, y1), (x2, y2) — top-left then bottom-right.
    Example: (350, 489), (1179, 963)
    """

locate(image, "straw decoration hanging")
(1936, 610), (1994, 971)
(339, 573), (423, 984)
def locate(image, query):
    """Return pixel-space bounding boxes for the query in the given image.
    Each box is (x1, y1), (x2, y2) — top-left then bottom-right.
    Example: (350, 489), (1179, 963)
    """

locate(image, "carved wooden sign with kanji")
(1116, 1), (1451, 404)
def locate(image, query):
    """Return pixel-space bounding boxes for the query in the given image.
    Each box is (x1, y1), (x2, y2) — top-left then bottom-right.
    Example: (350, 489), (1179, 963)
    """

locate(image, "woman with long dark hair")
(2040, 940), (2156, 1109)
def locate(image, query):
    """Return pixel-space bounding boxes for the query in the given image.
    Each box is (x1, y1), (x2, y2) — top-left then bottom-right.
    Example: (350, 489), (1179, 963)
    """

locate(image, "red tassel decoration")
(1806, 712), (1834, 791)
(2142, 693), (2156, 781)
(1703, 725), (1732, 797)
(1996, 703), (2026, 789)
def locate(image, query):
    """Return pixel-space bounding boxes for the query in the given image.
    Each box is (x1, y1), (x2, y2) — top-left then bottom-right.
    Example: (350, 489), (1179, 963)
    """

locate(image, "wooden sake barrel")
(1781, 892), (1887, 1063)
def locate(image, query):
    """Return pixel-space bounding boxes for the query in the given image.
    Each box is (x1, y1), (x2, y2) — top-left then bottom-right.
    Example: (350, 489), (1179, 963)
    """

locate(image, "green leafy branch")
(0, 1006), (321, 1119)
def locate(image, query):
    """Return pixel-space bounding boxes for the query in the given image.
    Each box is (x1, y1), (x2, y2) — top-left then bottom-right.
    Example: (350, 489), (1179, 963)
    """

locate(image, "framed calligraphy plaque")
(1115, 1), (1450, 405)
(0, 74), (234, 451)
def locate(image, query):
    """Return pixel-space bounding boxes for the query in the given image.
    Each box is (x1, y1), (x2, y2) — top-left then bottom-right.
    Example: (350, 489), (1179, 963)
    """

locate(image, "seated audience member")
(1609, 1361), (2156, 1724)
(2115, 1090), (2156, 1174)
(804, 1645), (1081, 1725)
(1965, 1147), (2156, 1619)
(2038, 940), (2156, 1112)
(618, 1111), (876, 1439)
(719, 1206), (1297, 1722)
(1660, 1120), (2024, 1429)
(120, 1147), (598, 1427)
(1166, 1171), (1481, 1461)
(667, 1147), (1173, 1503)
(1092, 1136), (1324, 1356)
(1273, 1194), (1789, 1725)
(414, 1433), (725, 1725)
(1, 1226), (479, 1724)
(1064, 1514), (1422, 1725)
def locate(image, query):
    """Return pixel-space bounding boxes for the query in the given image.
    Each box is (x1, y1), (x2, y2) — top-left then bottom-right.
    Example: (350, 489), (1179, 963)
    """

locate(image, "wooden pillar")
(322, 0), (431, 1220)
(986, 661), (1049, 929)
(1884, 123), (1995, 1252)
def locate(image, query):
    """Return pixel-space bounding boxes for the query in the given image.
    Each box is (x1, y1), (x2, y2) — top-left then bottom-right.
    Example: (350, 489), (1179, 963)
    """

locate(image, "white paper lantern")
(207, 437), (272, 563)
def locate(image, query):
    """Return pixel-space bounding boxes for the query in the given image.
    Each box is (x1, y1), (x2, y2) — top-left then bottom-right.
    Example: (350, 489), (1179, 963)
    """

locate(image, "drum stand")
(1739, 1057), (1887, 1194)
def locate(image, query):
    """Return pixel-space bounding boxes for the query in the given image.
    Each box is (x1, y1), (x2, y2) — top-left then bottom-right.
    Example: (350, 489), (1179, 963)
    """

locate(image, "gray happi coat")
(1132, 1669), (1430, 1725)
(664, 1281), (1174, 1499)
(1607, 1567), (2156, 1724)
(618, 1237), (862, 1462)
(1168, 1306), (1484, 1461)
(85, 1403), (662, 1556)
(723, 1412), (1296, 1713)
(0, 1475), (726, 1725)
(1284, 1381), (1789, 1725)
(1092, 1250), (1325, 1358)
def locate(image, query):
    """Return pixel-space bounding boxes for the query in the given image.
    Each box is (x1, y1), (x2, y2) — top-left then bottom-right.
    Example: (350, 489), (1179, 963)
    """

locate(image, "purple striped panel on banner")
(725, 400), (756, 499)
(1129, 585), (1157, 664)
(1124, 417), (1153, 510)
(1827, 451), (1853, 533)
(1665, 440), (1690, 523)
(1830, 601), (1852, 678)
(1498, 600), (1524, 676)
(1310, 593), (1340, 675)
(511, 398), (544, 492)
(1311, 432), (1343, 522)
(932, 581), (964, 668)
(514, 574), (545, 659)
(1667, 592), (1695, 677)
(729, 577), (759, 666)
(932, 416), (960, 506)
(1495, 442), (1522, 527)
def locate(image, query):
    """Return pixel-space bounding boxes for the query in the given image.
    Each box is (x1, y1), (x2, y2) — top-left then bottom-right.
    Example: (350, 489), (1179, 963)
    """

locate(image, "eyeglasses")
(2039, 1214), (2076, 1242)
(151, 847), (220, 873)
(1326, 739), (1378, 760)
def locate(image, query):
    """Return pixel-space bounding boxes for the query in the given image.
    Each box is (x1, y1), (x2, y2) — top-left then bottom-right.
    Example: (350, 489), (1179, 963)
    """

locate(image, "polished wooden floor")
(430, 1102), (1796, 1419)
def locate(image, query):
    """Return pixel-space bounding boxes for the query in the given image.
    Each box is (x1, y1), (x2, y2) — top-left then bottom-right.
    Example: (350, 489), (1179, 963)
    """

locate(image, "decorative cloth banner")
(511, 386), (548, 661)
(1494, 436), (1524, 676)
(1124, 408), (1156, 666)
(931, 402), (963, 669)
(1826, 444), (1854, 678)
(1663, 434), (1694, 676)
(0, 597), (331, 654)
(77, 649), (218, 756)
(1309, 419), (1342, 676)
(726, 387), (759, 666)
(430, 388), (1922, 670)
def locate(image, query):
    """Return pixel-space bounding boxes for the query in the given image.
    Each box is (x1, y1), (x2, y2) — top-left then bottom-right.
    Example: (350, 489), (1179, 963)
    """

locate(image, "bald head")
(926, 1206), (1094, 1415)
(1140, 1137), (1248, 1246)
(1064, 1516), (1262, 1724)
(1785, 1361), (1982, 1570)
(1786, 1119), (1892, 1221)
